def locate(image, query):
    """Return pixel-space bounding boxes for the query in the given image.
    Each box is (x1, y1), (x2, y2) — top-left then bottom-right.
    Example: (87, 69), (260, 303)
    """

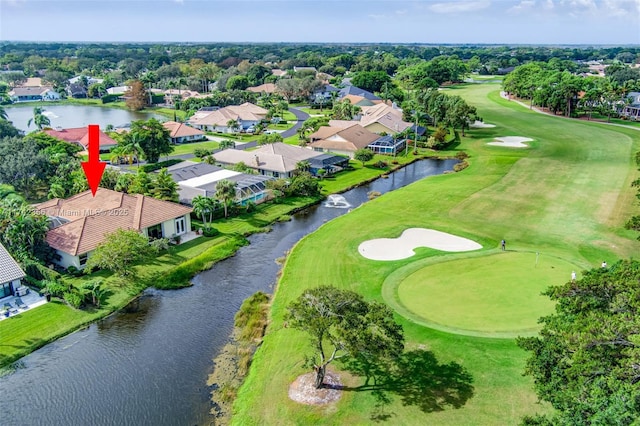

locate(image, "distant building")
(162, 121), (205, 144)
(0, 242), (26, 300)
(45, 127), (118, 152)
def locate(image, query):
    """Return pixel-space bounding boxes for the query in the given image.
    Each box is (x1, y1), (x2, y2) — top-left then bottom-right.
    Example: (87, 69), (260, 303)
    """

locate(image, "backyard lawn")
(232, 83), (640, 425)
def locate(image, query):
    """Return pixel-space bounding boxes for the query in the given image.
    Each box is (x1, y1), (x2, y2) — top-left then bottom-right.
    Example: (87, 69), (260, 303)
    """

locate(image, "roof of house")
(23, 77), (43, 87)
(164, 89), (201, 98)
(294, 66), (317, 73)
(339, 85), (381, 101)
(359, 103), (412, 133)
(9, 86), (55, 96)
(45, 127), (117, 150)
(36, 189), (192, 256)
(167, 161), (222, 181)
(214, 142), (321, 173)
(162, 121), (205, 138)
(68, 83), (87, 95)
(627, 92), (640, 107)
(271, 69), (287, 77)
(246, 83), (277, 93)
(0, 242), (26, 284)
(188, 103), (268, 127)
(342, 94), (376, 107)
(309, 124), (380, 152)
(106, 86), (130, 95)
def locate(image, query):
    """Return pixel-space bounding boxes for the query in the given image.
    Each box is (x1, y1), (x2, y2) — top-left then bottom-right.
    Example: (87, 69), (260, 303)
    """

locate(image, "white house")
(35, 189), (193, 270)
(188, 103), (268, 133)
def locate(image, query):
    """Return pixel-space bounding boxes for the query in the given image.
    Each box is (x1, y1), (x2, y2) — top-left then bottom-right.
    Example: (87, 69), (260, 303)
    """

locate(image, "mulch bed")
(288, 371), (343, 405)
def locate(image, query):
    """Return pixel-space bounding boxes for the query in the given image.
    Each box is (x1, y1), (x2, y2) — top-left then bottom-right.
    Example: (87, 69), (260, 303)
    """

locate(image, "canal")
(0, 158), (457, 426)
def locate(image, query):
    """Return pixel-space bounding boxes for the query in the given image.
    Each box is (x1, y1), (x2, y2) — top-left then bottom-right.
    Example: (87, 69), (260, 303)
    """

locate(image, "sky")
(0, 0), (639, 45)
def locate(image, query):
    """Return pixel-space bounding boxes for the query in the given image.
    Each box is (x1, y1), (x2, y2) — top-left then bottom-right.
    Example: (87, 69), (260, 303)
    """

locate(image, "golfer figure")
(571, 271), (576, 282)
(501, 239), (506, 251)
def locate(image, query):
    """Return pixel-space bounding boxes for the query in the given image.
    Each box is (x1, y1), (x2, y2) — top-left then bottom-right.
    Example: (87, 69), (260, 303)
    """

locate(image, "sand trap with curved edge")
(358, 228), (482, 261)
(469, 120), (496, 128)
(487, 136), (532, 148)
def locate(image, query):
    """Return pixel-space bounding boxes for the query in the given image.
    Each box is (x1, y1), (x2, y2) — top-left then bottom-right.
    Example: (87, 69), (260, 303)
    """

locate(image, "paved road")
(281, 107), (310, 138)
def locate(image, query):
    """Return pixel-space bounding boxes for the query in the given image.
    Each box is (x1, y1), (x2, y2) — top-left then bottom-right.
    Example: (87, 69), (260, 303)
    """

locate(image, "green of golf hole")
(397, 252), (576, 335)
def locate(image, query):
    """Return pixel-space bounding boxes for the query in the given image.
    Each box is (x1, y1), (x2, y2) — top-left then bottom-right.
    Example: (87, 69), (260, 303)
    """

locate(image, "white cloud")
(429, 1), (491, 14)
(508, 0), (536, 13)
(395, 9), (407, 15)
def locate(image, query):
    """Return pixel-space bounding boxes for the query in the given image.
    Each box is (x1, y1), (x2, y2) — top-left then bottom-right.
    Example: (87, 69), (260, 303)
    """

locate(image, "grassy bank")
(0, 149), (434, 368)
(232, 83), (640, 424)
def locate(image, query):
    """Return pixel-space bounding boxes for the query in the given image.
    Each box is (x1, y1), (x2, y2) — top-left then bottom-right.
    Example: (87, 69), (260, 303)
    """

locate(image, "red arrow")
(81, 124), (107, 196)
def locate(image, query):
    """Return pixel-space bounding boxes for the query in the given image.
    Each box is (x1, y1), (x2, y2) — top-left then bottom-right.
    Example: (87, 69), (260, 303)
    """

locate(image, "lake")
(5, 104), (164, 132)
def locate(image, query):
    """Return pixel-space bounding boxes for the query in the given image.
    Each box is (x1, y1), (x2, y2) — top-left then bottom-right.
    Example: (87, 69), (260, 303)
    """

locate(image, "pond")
(5, 104), (164, 132)
(0, 158), (457, 426)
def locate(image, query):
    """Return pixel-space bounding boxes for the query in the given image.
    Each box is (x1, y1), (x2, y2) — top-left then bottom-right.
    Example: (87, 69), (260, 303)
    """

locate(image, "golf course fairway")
(232, 82), (640, 425)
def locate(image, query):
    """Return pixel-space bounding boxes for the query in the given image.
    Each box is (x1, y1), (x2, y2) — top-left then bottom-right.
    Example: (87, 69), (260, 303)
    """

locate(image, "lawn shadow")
(340, 349), (474, 420)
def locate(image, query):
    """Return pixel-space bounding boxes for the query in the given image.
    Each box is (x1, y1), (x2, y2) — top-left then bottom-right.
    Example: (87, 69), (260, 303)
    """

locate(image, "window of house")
(79, 253), (88, 266)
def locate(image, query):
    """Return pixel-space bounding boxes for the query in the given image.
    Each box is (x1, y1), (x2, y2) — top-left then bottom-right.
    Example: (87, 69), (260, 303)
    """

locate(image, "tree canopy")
(286, 286), (404, 388)
(517, 260), (640, 425)
(128, 118), (173, 163)
(85, 229), (153, 277)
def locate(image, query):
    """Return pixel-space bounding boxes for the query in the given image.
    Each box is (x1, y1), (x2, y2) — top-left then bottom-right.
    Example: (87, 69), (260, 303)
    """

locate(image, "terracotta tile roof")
(9, 86), (55, 96)
(162, 121), (204, 138)
(360, 104), (412, 133)
(308, 124), (379, 152)
(45, 127), (117, 150)
(36, 189), (192, 256)
(214, 143), (320, 174)
(246, 83), (277, 93)
(188, 102), (268, 127)
(0, 242), (26, 284)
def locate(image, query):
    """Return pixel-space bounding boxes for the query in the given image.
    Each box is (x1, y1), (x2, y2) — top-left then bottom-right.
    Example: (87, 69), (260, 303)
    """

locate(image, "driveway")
(281, 107), (310, 138)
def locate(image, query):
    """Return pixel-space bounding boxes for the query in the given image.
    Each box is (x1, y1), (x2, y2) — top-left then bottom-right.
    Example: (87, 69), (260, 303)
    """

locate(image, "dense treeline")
(503, 61), (640, 118)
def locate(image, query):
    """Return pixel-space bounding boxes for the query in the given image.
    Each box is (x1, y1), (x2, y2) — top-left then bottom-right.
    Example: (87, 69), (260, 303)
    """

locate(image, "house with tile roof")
(246, 83), (277, 94)
(45, 127), (118, 152)
(8, 86), (60, 102)
(213, 142), (325, 178)
(162, 121), (205, 144)
(309, 123), (382, 158)
(188, 102), (268, 133)
(358, 103), (412, 134)
(0, 242), (26, 300)
(35, 189), (193, 270)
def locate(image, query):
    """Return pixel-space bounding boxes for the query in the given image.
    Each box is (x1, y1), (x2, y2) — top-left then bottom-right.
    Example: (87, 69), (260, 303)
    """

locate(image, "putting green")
(395, 252), (575, 337)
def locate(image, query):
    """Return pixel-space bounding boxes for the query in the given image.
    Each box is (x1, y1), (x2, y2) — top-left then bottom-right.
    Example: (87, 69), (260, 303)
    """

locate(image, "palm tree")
(296, 160), (311, 174)
(121, 133), (144, 166)
(226, 119), (240, 134)
(192, 195), (215, 227)
(215, 179), (237, 218)
(219, 139), (236, 150)
(0, 105), (7, 120)
(140, 71), (157, 106)
(27, 106), (51, 130)
(151, 169), (179, 202)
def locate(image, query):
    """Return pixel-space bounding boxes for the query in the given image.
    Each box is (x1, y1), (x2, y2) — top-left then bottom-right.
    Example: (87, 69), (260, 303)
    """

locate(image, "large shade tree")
(286, 286), (404, 389)
(128, 118), (172, 163)
(517, 260), (640, 425)
(85, 229), (153, 277)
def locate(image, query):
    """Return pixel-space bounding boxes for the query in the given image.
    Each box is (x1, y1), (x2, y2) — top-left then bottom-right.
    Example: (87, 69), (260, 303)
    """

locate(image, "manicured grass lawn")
(0, 301), (104, 367)
(170, 140), (220, 156)
(394, 252), (570, 337)
(281, 111), (297, 122)
(232, 83), (640, 424)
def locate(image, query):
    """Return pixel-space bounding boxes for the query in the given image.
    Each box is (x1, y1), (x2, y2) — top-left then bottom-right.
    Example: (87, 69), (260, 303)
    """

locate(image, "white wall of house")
(54, 250), (89, 270)
(312, 147), (356, 158)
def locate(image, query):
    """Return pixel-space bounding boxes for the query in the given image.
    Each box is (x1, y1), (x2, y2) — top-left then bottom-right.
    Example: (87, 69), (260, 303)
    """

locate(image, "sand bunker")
(487, 136), (532, 148)
(469, 120), (496, 128)
(358, 228), (482, 261)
